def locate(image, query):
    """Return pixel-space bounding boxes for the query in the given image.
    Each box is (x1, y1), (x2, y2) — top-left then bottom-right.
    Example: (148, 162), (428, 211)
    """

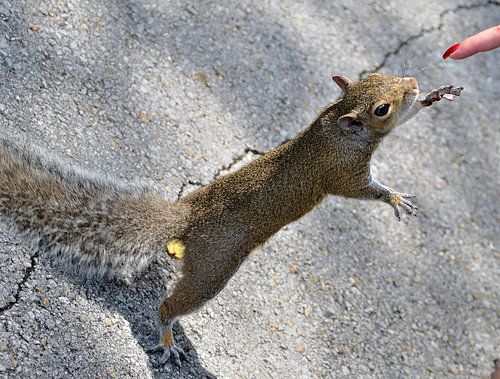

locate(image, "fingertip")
(442, 43), (461, 59)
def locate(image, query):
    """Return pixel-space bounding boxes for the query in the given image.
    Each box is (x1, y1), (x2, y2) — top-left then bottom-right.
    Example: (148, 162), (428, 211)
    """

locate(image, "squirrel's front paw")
(146, 325), (186, 366)
(420, 85), (463, 107)
(386, 191), (418, 221)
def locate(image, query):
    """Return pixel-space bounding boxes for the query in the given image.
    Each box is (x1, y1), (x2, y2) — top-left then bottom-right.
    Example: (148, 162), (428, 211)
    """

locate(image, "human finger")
(443, 25), (500, 59)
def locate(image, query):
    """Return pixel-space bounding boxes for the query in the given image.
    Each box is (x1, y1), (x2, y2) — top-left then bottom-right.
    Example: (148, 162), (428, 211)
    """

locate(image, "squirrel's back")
(0, 139), (187, 278)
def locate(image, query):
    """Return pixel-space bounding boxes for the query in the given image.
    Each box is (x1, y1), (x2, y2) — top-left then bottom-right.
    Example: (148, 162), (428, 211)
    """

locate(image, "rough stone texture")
(0, 0), (498, 378)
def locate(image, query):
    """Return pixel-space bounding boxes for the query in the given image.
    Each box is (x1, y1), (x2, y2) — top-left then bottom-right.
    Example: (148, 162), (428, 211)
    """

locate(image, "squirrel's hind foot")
(146, 323), (186, 366)
(146, 342), (186, 367)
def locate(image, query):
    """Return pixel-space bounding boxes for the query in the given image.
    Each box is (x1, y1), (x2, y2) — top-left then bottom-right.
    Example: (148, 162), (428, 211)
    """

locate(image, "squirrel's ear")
(337, 112), (362, 132)
(332, 75), (353, 93)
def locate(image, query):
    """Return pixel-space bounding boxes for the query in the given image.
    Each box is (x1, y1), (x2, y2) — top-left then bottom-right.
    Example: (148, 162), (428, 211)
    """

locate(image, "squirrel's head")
(332, 73), (419, 136)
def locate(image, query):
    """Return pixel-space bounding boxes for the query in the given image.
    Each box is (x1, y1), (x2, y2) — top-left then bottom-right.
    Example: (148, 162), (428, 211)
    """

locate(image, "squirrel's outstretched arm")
(398, 85), (464, 125)
(359, 85), (464, 220)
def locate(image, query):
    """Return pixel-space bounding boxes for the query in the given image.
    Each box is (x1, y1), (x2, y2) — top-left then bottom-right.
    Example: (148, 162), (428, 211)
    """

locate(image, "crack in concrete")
(213, 147), (265, 179)
(175, 135), (296, 200)
(176, 146), (268, 200)
(0, 251), (38, 314)
(208, 137), (293, 183)
(358, 1), (500, 79)
(177, 179), (204, 200)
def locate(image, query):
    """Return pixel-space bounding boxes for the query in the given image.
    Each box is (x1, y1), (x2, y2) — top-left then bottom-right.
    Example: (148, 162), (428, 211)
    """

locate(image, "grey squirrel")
(0, 74), (463, 366)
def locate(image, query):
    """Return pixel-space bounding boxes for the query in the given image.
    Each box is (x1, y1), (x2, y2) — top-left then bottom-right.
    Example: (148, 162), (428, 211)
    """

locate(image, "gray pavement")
(0, 0), (499, 378)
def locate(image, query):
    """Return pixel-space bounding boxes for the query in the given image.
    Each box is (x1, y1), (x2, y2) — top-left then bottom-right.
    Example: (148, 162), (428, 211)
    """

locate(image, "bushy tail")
(0, 139), (187, 278)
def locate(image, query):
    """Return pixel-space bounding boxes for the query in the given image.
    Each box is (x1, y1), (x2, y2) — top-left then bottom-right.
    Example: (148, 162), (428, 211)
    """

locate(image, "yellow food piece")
(166, 239), (185, 260)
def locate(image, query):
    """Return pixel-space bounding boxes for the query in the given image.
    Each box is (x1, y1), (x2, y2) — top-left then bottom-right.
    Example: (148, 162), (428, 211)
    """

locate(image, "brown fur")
(1, 74), (425, 365)
(155, 74), (421, 364)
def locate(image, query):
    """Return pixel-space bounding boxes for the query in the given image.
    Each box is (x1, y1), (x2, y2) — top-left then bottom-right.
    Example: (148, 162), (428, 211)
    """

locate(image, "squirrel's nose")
(404, 77), (418, 91)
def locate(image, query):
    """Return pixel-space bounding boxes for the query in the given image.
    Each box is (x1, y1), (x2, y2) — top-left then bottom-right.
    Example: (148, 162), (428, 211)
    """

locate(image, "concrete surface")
(0, 0), (499, 378)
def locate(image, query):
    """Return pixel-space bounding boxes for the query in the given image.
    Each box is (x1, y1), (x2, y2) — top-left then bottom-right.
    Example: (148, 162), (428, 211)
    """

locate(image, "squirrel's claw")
(388, 192), (418, 221)
(146, 342), (186, 367)
(367, 181), (418, 221)
(401, 200), (418, 216)
(159, 344), (185, 367)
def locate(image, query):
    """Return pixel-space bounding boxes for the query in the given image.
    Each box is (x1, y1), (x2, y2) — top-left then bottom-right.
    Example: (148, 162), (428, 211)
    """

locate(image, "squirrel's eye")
(374, 103), (390, 117)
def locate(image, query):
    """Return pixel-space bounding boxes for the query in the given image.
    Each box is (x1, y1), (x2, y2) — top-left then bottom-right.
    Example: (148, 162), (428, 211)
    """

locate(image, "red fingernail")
(442, 43), (460, 59)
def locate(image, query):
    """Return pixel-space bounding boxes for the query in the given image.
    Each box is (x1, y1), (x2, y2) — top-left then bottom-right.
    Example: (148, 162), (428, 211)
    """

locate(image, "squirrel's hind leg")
(149, 249), (245, 366)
